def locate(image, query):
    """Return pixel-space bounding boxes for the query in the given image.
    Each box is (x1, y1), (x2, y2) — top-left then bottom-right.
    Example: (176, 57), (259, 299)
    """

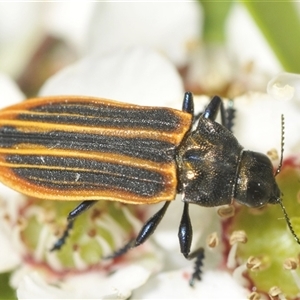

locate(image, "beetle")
(0, 92), (298, 286)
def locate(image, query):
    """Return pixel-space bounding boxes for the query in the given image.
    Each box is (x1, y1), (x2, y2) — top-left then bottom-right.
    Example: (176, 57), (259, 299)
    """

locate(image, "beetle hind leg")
(178, 202), (205, 286)
(50, 200), (97, 251)
(104, 201), (171, 259)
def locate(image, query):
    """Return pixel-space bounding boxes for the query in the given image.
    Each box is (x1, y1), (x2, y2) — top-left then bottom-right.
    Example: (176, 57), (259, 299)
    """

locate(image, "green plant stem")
(198, 0), (233, 43)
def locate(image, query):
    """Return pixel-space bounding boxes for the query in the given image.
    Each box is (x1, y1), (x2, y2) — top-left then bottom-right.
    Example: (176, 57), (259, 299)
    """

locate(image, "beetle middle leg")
(50, 200), (97, 251)
(104, 201), (171, 259)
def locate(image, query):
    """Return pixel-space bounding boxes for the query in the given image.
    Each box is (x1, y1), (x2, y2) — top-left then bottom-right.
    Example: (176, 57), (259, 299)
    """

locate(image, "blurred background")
(1, 1), (299, 98)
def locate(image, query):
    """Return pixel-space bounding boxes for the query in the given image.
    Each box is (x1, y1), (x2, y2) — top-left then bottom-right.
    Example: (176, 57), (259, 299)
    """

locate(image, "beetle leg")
(178, 202), (205, 286)
(188, 247), (205, 287)
(134, 201), (170, 246)
(182, 92), (194, 115)
(67, 200), (98, 221)
(178, 203), (193, 256)
(223, 100), (235, 132)
(104, 201), (171, 259)
(218, 97), (236, 132)
(50, 200), (97, 251)
(50, 219), (74, 251)
(202, 95), (236, 132)
(193, 95), (223, 125)
(202, 95), (222, 121)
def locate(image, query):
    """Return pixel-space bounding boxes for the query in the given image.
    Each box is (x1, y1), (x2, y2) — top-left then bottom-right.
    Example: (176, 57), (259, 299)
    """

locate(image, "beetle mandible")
(0, 92), (298, 286)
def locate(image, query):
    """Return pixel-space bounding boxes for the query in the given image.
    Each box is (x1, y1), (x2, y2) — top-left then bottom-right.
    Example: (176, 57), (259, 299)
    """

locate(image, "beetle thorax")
(176, 117), (243, 207)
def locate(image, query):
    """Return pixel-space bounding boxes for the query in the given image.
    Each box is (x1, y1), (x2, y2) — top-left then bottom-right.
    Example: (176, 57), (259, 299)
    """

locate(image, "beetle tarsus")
(103, 239), (136, 259)
(50, 200), (98, 251)
(50, 220), (74, 251)
(224, 100), (235, 132)
(189, 247), (205, 287)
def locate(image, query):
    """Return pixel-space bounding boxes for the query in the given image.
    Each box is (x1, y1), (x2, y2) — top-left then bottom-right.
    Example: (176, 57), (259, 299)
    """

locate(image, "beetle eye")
(247, 181), (267, 206)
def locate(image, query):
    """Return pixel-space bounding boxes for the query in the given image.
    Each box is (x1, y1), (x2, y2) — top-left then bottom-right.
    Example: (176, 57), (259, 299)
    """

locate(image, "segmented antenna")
(275, 114), (284, 177)
(275, 115), (300, 245)
(278, 200), (300, 244)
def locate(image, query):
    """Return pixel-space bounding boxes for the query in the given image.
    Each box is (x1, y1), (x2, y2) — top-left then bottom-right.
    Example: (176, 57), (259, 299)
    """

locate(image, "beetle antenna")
(274, 115), (300, 244)
(278, 199), (300, 245)
(275, 114), (284, 177)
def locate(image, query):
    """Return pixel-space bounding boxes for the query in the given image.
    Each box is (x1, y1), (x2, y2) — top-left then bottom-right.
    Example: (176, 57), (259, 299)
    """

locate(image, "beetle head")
(235, 150), (280, 207)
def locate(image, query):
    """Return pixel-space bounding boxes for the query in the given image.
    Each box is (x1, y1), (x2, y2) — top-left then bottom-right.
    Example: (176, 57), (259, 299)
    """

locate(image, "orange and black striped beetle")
(0, 92), (298, 286)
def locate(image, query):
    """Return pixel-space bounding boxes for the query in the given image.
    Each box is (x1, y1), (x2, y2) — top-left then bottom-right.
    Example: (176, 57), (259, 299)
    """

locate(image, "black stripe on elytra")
(0, 126), (175, 163)
(19, 102), (182, 131)
(7, 155), (165, 197)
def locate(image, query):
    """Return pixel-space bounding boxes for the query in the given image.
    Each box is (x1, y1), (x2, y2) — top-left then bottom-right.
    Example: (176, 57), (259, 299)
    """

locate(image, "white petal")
(43, 3), (94, 52)
(133, 269), (248, 299)
(187, 45), (235, 92)
(17, 272), (74, 299)
(0, 229), (21, 272)
(232, 93), (300, 156)
(0, 73), (24, 108)
(65, 264), (151, 299)
(227, 5), (281, 74)
(0, 3), (42, 77)
(86, 2), (200, 67)
(39, 47), (184, 108)
(267, 72), (300, 101)
(17, 264), (152, 299)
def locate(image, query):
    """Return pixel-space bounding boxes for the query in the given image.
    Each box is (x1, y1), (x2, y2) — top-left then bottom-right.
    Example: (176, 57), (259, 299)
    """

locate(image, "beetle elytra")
(0, 92), (298, 286)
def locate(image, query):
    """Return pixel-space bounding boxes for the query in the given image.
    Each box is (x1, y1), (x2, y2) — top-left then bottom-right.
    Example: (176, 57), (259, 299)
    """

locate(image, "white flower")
(40, 47), (184, 107)
(0, 74), (25, 273)
(85, 2), (200, 68)
(1, 2), (300, 299)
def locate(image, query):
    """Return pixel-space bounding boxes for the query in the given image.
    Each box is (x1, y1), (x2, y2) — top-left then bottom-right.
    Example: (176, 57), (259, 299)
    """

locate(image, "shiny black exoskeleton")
(177, 95), (280, 208)
(175, 93), (280, 285)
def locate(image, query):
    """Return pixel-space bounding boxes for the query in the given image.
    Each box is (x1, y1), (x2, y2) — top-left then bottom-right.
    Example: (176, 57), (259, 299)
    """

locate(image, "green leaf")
(242, 1), (300, 73)
(0, 272), (16, 300)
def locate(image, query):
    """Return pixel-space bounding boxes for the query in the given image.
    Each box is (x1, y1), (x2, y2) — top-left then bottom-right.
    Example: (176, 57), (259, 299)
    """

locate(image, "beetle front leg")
(182, 92), (194, 115)
(178, 202), (205, 286)
(50, 200), (98, 251)
(221, 99), (235, 132)
(202, 96), (222, 121)
(202, 95), (235, 131)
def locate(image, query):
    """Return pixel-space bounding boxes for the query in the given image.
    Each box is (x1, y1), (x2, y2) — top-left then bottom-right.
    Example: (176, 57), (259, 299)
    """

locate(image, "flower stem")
(198, 0), (233, 43)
